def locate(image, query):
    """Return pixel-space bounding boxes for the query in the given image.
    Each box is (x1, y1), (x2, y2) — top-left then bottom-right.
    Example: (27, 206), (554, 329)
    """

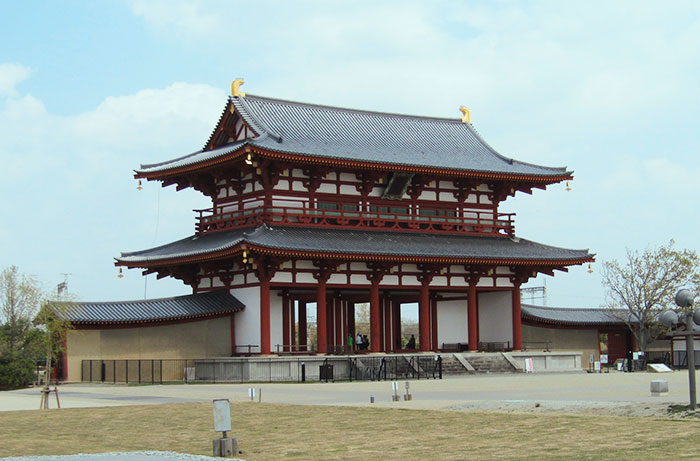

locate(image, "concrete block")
(650, 380), (669, 396)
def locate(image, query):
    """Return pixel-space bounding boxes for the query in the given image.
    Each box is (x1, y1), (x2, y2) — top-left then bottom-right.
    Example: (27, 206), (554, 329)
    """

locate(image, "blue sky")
(2, 0), (700, 309)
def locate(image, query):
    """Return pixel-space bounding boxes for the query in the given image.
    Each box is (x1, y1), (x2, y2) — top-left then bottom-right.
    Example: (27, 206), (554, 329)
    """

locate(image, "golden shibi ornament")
(565, 181), (572, 192)
(587, 263), (593, 274)
(137, 179), (143, 191)
(118, 267), (124, 279)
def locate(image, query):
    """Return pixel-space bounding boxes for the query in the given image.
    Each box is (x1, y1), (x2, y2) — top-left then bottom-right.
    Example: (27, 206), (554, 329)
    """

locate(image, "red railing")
(195, 203), (515, 237)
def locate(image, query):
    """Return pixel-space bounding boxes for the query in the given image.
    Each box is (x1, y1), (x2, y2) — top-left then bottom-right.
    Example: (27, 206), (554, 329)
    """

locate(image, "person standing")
(356, 333), (362, 351)
(347, 334), (354, 353)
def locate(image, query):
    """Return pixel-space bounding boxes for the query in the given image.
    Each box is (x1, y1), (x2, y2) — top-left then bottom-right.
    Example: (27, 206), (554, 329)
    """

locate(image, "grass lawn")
(1, 402), (699, 460)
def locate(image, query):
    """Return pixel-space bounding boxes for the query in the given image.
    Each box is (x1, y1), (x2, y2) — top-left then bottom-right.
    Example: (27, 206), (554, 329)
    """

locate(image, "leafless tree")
(0, 266), (43, 355)
(602, 240), (700, 353)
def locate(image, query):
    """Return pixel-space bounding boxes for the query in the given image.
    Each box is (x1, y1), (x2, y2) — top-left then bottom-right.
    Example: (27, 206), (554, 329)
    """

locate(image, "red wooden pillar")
(334, 297), (342, 350)
(348, 302), (356, 341)
(62, 337), (68, 381)
(230, 314), (236, 356)
(290, 301), (296, 350)
(282, 293), (290, 352)
(370, 280), (381, 352)
(260, 277), (271, 355)
(383, 297), (392, 352)
(512, 283), (522, 351)
(419, 281), (431, 352)
(430, 297), (438, 351)
(299, 301), (308, 351)
(393, 301), (401, 350)
(468, 283), (478, 351)
(317, 280), (328, 354)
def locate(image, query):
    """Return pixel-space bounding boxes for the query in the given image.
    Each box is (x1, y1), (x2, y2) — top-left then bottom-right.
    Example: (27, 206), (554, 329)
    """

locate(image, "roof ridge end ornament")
(459, 106), (471, 124)
(231, 78), (246, 98)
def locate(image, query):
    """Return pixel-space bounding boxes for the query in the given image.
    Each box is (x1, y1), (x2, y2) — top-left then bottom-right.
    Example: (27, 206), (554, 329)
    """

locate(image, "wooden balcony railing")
(195, 204), (515, 237)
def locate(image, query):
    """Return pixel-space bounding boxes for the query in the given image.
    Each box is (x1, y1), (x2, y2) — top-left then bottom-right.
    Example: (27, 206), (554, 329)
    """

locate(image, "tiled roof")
(55, 290), (244, 326)
(117, 225), (593, 266)
(521, 304), (631, 326)
(137, 94), (570, 179)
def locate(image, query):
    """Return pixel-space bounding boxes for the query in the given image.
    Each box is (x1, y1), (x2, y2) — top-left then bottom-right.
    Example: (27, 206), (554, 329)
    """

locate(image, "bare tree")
(0, 266), (42, 355)
(602, 240), (700, 353)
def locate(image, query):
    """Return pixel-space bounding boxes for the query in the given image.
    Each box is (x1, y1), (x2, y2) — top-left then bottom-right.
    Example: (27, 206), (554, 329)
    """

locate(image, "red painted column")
(230, 314), (236, 356)
(468, 283), (478, 351)
(370, 280), (381, 352)
(335, 298), (342, 351)
(260, 277), (271, 355)
(282, 294), (290, 352)
(431, 297), (438, 351)
(512, 283), (522, 351)
(317, 280), (328, 354)
(299, 301), (308, 351)
(419, 281), (431, 351)
(290, 301), (296, 350)
(383, 297), (392, 352)
(393, 301), (401, 350)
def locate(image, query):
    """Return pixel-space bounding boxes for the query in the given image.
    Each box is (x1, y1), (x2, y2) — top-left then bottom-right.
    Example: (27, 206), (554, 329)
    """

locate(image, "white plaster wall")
(295, 260), (315, 269)
(438, 192), (457, 202)
(402, 275), (420, 286)
(432, 276), (447, 287)
(437, 299), (468, 346)
(270, 290), (283, 352)
(328, 274), (346, 284)
(383, 275), (399, 285)
(271, 271), (293, 283)
(477, 278), (494, 288)
(317, 183), (336, 194)
(451, 278), (468, 287)
(495, 277), (514, 287)
(231, 286), (260, 351)
(350, 274), (370, 285)
(296, 273), (316, 284)
(478, 291), (513, 344)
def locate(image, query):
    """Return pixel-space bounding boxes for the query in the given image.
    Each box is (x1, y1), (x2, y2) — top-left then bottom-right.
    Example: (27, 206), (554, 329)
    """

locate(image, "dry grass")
(1, 402), (699, 460)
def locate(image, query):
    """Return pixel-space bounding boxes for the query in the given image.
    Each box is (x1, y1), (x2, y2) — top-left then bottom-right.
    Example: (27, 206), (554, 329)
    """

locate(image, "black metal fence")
(81, 355), (442, 384)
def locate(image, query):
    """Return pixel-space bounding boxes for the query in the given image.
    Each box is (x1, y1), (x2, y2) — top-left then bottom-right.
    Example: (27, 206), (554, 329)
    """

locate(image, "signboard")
(525, 358), (534, 373)
(633, 352), (639, 360)
(213, 399), (232, 433)
(600, 355), (608, 364)
(594, 361), (601, 371)
(392, 381), (398, 391)
(648, 363), (673, 373)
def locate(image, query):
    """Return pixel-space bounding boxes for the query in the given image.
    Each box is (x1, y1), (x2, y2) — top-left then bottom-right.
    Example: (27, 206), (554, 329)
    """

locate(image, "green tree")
(0, 266), (45, 390)
(602, 240), (700, 354)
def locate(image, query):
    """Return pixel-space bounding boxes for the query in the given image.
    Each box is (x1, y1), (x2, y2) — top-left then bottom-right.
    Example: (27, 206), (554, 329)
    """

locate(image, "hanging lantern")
(587, 263), (593, 274)
(565, 181), (572, 192)
(137, 179), (143, 191)
(117, 267), (124, 279)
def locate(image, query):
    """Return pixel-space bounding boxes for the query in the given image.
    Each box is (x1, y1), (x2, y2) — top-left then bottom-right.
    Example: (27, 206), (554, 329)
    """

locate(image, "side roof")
(137, 94), (571, 180)
(54, 290), (244, 326)
(521, 304), (632, 327)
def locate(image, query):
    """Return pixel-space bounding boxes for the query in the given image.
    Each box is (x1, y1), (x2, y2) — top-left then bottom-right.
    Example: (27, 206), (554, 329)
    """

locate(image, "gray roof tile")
(55, 290), (244, 325)
(521, 304), (631, 326)
(137, 95), (570, 178)
(117, 225), (593, 265)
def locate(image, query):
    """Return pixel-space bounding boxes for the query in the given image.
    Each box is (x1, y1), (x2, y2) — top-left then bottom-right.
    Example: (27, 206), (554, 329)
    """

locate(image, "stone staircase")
(462, 353), (519, 373)
(440, 354), (472, 375)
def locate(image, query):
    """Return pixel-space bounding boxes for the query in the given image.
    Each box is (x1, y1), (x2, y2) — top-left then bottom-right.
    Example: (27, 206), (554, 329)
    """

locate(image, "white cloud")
(0, 63), (31, 97)
(0, 66), (225, 301)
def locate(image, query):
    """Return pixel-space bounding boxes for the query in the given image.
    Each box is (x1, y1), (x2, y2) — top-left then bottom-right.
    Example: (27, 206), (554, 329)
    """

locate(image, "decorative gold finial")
(587, 263), (594, 274)
(459, 106), (471, 124)
(231, 78), (246, 98)
(565, 181), (572, 191)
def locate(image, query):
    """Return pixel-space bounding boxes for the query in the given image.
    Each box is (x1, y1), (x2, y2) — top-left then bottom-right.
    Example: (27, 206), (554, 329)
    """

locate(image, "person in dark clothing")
(406, 334), (416, 349)
(362, 335), (369, 351)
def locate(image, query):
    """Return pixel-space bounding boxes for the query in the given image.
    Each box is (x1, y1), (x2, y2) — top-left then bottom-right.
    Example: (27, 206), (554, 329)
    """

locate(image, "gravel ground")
(0, 451), (243, 461)
(447, 399), (675, 417)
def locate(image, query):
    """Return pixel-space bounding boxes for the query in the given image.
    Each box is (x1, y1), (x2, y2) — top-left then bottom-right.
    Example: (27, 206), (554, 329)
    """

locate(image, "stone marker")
(650, 380), (669, 396)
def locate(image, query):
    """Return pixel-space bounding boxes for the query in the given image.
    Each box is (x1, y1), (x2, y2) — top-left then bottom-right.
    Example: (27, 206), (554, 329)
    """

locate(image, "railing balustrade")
(194, 203), (514, 237)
